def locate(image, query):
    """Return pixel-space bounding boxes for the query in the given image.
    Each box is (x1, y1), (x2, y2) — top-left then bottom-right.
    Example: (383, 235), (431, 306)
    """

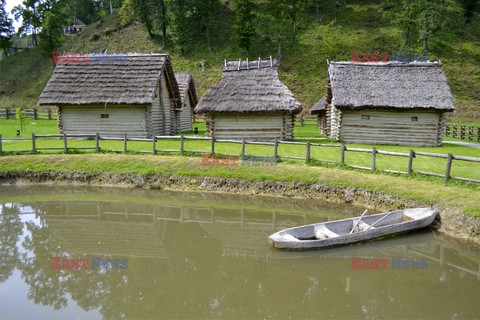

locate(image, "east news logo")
(351, 257), (428, 269)
(51, 257), (128, 270)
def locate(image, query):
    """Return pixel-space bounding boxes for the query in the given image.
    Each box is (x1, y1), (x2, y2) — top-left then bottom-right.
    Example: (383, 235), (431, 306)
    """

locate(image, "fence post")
(468, 126), (474, 141)
(306, 141), (311, 164)
(63, 133), (68, 153)
(408, 150), (415, 175)
(460, 125), (466, 140)
(477, 127), (480, 143)
(340, 144), (346, 165)
(180, 135), (184, 156)
(124, 134), (128, 153)
(95, 132), (100, 153)
(0, 134), (3, 155)
(5, 107), (9, 119)
(445, 124), (450, 137)
(371, 146), (376, 171)
(444, 153), (453, 183)
(241, 138), (246, 158)
(453, 125), (457, 138)
(211, 137), (215, 154)
(47, 109), (52, 120)
(31, 133), (36, 153)
(33, 108), (38, 120)
(152, 136), (157, 155)
(274, 139), (278, 159)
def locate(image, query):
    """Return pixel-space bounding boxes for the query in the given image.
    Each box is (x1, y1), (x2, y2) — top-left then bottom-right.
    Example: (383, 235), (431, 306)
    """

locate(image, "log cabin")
(174, 74), (198, 133)
(310, 95), (327, 135)
(324, 61), (455, 146)
(194, 58), (302, 141)
(38, 54), (181, 138)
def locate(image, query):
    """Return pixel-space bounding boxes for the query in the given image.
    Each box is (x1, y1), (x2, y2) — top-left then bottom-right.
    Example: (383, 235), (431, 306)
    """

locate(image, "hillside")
(0, 0), (479, 119)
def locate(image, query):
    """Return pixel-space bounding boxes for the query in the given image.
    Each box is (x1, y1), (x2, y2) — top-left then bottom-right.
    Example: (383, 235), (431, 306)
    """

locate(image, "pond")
(0, 186), (479, 319)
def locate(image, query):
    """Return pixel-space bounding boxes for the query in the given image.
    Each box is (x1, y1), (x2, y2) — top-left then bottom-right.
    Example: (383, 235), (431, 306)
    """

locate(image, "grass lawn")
(1, 154), (479, 218)
(1, 119), (479, 188)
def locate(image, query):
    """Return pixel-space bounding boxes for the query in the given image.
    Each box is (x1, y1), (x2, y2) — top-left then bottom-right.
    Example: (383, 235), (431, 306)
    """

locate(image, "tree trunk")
(315, 1), (320, 21)
(423, 36), (428, 53)
(161, 2), (167, 48)
(109, 0), (113, 14)
(206, 27), (211, 52)
(293, 3), (297, 49)
(277, 41), (282, 61)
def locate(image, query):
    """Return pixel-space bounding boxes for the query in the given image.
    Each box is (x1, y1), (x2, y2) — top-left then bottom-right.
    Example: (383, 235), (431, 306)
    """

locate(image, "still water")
(0, 186), (479, 319)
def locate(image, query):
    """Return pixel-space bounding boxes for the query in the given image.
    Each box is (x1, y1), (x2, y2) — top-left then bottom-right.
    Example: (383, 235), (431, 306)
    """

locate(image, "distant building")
(174, 74), (198, 133)
(310, 95), (327, 135)
(194, 58), (302, 140)
(322, 61), (455, 146)
(38, 54), (182, 138)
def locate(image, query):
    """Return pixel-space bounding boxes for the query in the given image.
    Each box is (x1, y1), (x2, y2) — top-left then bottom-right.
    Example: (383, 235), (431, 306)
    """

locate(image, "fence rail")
(445, 124), (480, 142)
(0, 133), (479, 184)
(0, 108), (58, 120)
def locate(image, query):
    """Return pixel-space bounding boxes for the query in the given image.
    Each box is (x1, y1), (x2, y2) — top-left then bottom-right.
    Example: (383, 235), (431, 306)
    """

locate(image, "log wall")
(338, 109), (443, 146)
(208, 115), (289, 140)
(59, 104), (148, 137)
(178, 98), (193, 132)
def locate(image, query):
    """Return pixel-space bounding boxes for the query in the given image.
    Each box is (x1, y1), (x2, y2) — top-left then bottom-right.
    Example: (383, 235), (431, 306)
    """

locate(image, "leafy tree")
(459, 0), (479, 23)
(130, 0), (168, 47)
(191, 0), (221, 52)
(168, 0), (194, 52)
(269, 0), (306, 50)
(39, 8), (66, 56)
(396, 0), (461, 52)
(233, 0), (256, 55)
(0, 0), (14, 56)
(12, 0), (42, 46)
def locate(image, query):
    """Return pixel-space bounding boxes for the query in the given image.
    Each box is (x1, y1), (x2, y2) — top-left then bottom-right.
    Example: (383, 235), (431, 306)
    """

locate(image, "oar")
(349, 209), (368, 234)
(363, 211), (396, 231)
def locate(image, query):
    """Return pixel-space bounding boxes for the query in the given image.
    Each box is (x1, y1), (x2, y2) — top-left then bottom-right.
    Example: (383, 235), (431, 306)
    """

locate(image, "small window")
(411, 117), (418, 122)
(361, 115), (370, 120)
(100, 114), (109, 119)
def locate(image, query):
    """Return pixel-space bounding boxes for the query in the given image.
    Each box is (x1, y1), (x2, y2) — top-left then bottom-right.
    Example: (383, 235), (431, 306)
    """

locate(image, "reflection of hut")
(324, 62), (454, 146)
(174, 74), (198, 132)
(310, 96), (327, 135)
(194, 58), (302, 141)
(38, 54), (181, 138)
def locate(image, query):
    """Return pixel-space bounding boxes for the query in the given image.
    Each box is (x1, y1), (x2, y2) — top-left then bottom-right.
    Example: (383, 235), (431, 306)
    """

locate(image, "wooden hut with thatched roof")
(174, 74), (198, 132)
(324, 61), (454, 146)
(310, 95), (327, 135)
(38, 54), (181, 138)
(194, 58), (302, 140)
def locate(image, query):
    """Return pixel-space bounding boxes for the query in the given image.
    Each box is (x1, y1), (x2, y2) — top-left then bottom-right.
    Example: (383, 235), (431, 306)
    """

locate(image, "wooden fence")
(445, 124), (480, 143)
(0, 133), (479, 184)
(0, 108), (57, 120)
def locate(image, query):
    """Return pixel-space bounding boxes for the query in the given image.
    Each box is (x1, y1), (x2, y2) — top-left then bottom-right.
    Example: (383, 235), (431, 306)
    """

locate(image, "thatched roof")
(328, 61), (454, 111)
(174, 73), (198, 110)
(38, 54), (180, 108)
(194, 58), (301, 115)
(310, 96), (326, 114)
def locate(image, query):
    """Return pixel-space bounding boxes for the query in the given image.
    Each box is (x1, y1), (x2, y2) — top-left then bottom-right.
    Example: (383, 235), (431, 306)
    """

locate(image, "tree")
(233, 0), (256, 55)
(269, 0), (305, 50)
(191, 0), (221, 52)
(12, 0), (42, 46)
(459, 0), (479, 23)
(0, 0), (14, 56)
(396, 0), (461, 52)
(39, 8), (66, 56)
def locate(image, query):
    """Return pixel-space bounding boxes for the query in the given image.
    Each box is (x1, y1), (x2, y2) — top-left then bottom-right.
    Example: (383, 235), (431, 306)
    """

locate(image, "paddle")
(349, 209), (368, 234)
(363, 211), (396, 231)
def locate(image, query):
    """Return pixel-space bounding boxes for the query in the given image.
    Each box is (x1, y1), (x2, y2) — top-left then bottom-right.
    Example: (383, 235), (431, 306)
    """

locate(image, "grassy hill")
(0, 0), (479, 119)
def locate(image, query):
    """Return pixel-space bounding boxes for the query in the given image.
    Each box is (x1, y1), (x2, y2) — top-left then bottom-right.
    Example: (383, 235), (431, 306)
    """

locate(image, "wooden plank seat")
(314, 225), (340, 239)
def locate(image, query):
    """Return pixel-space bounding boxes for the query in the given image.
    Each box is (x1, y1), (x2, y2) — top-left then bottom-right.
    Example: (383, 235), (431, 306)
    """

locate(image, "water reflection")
(0, 188), (479, 319)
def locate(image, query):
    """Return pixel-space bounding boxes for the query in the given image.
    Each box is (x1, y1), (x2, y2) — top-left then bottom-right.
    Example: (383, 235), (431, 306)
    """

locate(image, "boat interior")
(291, 210), (408, 240)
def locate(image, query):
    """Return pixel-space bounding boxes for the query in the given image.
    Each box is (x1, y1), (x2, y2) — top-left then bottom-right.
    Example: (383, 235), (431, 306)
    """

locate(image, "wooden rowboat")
(268, 207), (438, 250)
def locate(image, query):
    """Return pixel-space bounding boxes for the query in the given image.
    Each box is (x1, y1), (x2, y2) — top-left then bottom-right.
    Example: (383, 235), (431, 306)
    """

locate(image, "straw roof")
(38, 54), (180, 108)
(328, 61), (454, 111)
(310, 96), (326, 114)
(194, 58), (301, 115)
(174, 73), (198, 110)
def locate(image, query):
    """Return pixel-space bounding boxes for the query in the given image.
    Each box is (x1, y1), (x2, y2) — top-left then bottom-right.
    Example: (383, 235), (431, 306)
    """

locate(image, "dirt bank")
(1, 171), (479, 246)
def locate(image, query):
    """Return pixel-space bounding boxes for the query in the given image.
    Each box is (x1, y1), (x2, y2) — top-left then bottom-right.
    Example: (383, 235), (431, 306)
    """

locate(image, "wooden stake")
(0, 134), (3, 155)
(340, 144), (346, 164)
(306, 141), (311, 164)
(408, 150), (415, 175)
(274, 139), (278, 159)
(180, 135), (184, 155)
(211, 137), (215, 154)
(152, 136), (157, 155)
(95, 132), (100, 153)
(32, 133), (36, 153)
(444, 153), (453, 183)
(63, 133), (67, 153)
(124, 134), (128, 153)
(372, 146), (376, 171)
(241, 138), (246, 158)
